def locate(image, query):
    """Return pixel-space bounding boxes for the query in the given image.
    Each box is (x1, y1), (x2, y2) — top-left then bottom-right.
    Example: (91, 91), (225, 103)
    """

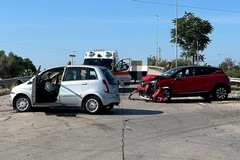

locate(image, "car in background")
(9, 65), (120, 114)
(143, 66), (231, 101)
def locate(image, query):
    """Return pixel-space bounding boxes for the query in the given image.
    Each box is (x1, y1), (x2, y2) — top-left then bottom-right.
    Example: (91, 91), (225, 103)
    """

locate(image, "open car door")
(114, 58), (131, 72)
(32, 66), (41, 105)
(113, 58), (132, 86)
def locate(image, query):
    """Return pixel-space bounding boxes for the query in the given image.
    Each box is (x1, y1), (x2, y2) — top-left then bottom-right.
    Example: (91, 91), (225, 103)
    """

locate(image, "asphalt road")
(1, 90), (240, 160)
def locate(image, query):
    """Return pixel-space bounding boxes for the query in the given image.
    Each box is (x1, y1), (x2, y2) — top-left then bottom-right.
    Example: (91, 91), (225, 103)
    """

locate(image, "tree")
(6, 52), (24, 78)
(170, 12), (213, 65)
(0, 50), (8, 79)
(219, 57), (240, 78)
(147, 55), (157, 66)
(0, 50), (36, 79)
(22, 58), (37, 76)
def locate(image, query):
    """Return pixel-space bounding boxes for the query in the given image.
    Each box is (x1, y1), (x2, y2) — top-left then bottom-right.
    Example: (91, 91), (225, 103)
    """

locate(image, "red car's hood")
(142, 75), (167, 82)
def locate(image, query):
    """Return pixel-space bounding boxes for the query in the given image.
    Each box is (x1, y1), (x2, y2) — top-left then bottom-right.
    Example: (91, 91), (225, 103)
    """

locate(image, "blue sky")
(1, 0), (240, 69)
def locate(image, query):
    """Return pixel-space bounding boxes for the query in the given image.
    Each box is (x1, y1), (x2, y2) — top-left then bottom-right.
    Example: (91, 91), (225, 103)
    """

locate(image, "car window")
(194, 67), (212, 76)
(161, 67), (183, 77)
(63, 68), (77, 81)
(89, 69), (97, 80)
(63, 67), (97, 81)
(173, 68), (195, 78)
(39, 68), (64, 83)
(101, 68), (116, 85)
(183, 68), (194, 77)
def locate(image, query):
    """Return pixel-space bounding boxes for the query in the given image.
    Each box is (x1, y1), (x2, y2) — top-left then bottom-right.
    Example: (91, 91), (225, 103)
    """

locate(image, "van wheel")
(213, 86), (228, 100)
(14, 95), (32, 112)
(84, 96), (102, 114)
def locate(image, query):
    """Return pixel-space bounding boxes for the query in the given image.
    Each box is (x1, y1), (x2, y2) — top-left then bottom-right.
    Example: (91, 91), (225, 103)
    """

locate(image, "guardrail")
(230, 77), (240, 84)
(0, 75), (239, 89)
(0, 76), (32, 88)
(148, 66), (165, 70)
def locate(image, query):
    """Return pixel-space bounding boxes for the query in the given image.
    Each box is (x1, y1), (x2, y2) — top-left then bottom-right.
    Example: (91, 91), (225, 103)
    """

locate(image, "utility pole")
(69, 51), (76, 65)
(156, 15), (159, 66)
(158, 47), (161, 63)
(175, 0), (178, 67)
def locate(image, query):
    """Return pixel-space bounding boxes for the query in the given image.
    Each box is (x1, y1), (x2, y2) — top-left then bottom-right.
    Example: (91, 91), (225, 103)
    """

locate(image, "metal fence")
(230, 77), (240, 84)
(0, 76), (32, 88)
(0, 75), (240, 89)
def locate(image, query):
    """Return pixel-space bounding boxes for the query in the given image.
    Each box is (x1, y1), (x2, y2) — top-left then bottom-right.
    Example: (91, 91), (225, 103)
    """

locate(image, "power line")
(132, 0), (240, 13)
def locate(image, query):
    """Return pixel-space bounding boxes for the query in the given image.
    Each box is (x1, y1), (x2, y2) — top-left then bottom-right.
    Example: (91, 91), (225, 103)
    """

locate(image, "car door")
(32, 66), (41, 105)
(170, 68), (195, 94)
(33, 66), (65, 104)
(113, 58), (132, 85)
(192, 67), (214, 92)
(59, 67), (89, 106)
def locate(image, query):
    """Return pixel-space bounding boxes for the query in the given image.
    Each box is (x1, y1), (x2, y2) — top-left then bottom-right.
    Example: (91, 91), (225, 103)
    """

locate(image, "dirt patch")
(0, 89), (10, 96)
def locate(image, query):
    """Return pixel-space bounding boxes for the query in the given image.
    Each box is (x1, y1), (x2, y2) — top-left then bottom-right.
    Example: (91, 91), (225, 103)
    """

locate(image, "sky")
(1, 0), (240, 69)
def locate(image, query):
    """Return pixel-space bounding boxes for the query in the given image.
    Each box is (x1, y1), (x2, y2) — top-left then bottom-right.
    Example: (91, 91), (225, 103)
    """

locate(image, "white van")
(83, 50), (132, 86)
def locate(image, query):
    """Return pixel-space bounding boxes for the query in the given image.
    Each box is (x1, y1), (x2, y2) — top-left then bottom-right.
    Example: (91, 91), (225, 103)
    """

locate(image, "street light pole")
(156, 15), (159, 66)
(69, 51), (76, 65)
(175, 0), (178, 67)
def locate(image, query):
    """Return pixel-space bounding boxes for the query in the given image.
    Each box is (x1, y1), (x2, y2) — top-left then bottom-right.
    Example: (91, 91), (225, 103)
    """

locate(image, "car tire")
(83, 96), (103, 114)
(213, 86), (228, 100)
(163, 88), (172, 102)
(14, 95), (32, 112)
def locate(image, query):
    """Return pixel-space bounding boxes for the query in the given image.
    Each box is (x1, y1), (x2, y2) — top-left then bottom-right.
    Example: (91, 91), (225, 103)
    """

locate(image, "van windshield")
(84, 59), (113, 70)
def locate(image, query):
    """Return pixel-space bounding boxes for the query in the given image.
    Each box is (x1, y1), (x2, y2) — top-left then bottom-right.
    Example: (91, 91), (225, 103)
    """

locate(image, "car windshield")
(160, 67), (183, 77)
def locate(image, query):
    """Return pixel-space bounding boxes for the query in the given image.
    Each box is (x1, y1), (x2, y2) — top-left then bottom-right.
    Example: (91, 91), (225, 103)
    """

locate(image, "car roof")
(40, 64), (107, 70)
(176, 65), (220, 69)
(66, 64), (107, 69)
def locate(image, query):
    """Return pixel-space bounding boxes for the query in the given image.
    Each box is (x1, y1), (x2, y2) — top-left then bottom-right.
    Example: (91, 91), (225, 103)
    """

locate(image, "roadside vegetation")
(0, 50), (36, 79)
(1, 12), (239, 81)
(148, 12), (240, 79)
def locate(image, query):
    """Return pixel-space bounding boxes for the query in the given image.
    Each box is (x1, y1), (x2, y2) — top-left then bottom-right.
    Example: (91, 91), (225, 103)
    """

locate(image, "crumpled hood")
(142, 75), (167, 82)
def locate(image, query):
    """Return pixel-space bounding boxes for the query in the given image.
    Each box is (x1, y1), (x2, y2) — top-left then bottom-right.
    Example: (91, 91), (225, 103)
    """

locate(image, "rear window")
(101, 68), (116, 85)
(194, 67), (223, 76)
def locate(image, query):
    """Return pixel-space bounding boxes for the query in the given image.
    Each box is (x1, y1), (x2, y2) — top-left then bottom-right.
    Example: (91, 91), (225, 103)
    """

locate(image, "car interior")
(36, 68), (64, 103)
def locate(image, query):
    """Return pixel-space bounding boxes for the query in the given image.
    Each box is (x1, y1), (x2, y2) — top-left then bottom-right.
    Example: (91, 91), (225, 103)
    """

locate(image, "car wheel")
(84, 96), (102, 114)
(213, 86), (228, 100)
(163, 88), (172, 102)
(14, 95), (32, 112)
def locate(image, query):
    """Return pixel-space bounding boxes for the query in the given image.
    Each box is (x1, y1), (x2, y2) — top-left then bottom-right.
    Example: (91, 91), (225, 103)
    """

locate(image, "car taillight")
(102, 79), (109, 92)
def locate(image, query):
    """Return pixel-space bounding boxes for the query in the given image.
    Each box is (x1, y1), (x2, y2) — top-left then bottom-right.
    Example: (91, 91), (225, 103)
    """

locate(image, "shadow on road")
(129, 97), (211, 103)
(119, 87), (136, 94)
(111, 108), (163, 115)
(30, 107), (163, 116)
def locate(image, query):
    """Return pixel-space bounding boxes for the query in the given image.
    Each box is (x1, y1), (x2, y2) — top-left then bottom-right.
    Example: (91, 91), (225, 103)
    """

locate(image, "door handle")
(81, 83), (87, 85)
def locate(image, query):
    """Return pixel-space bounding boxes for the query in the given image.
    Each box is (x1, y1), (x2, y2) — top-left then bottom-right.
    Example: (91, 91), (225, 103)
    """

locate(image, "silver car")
(10, 65), (120, 114)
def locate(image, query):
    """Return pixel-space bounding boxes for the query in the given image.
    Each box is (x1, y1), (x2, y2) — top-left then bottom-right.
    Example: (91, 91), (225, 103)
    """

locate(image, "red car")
(142, 66), (231, 101)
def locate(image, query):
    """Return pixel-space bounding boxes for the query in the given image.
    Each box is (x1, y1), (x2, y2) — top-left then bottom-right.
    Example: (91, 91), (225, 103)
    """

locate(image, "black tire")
(213, 86), (228, 100)
(83, 96), (103, 114)
(163, 88), (172, 102)
(14, 95), (32, 112)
